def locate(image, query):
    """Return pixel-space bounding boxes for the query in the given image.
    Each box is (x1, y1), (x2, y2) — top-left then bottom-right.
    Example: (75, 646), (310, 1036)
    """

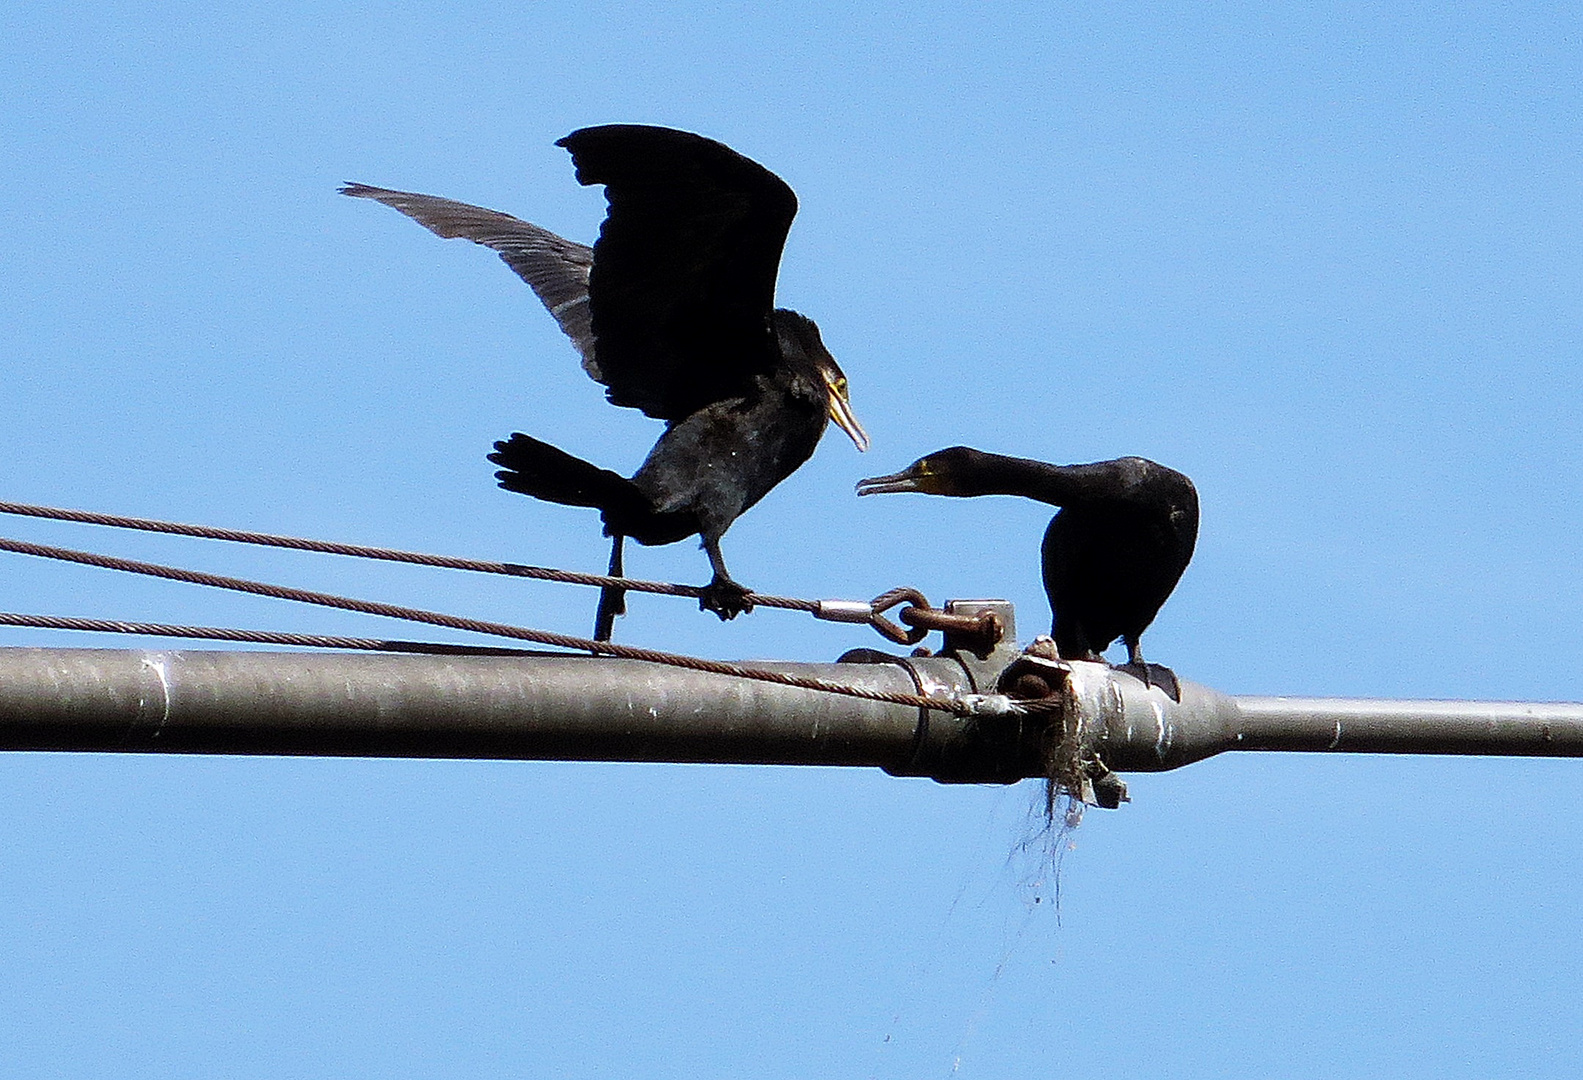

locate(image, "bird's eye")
(834, 377), (848, 393)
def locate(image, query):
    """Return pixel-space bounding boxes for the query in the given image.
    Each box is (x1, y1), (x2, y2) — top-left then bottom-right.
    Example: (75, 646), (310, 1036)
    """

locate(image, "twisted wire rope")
(0, 533), (998, 717)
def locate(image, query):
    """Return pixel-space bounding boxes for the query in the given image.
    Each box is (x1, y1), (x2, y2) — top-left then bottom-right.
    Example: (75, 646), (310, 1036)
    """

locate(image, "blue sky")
(3, 3), (1582, 1076)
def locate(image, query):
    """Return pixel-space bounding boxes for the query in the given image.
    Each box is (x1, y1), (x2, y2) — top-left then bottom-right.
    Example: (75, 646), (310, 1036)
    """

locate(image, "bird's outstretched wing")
(557, 125), (799, 420)
(340, 183), (597, 372)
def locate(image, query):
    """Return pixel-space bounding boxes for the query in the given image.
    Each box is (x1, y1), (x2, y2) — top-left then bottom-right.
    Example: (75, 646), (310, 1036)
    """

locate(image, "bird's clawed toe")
(699, 576), (755, 621)
(1115, 660), (1182, 703)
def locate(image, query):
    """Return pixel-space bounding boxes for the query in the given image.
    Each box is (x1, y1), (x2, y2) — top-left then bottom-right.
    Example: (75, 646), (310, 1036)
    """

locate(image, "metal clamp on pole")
(898, 604), (1004, 658)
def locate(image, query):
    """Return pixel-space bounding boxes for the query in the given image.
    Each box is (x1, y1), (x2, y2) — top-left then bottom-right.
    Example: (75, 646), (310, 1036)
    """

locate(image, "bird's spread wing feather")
(556, 125), (799, 420)
(340, 183), (599, 375)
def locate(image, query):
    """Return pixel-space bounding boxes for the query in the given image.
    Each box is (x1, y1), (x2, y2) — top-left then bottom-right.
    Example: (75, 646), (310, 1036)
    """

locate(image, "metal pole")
(0, 643), (1031, 784)
(1060, 661), (1583, 773)
(0, 648), (907, 761)
(0, 638), (1580, 793)
(1230, 695), (1583, 758)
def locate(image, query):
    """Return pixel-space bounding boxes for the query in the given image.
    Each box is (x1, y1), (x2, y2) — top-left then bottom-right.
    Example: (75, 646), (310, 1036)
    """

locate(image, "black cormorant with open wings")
(344, 125), (867, 639)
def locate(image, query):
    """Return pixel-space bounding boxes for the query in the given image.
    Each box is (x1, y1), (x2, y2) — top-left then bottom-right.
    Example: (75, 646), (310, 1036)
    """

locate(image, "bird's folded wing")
(341, 183), (598, 374)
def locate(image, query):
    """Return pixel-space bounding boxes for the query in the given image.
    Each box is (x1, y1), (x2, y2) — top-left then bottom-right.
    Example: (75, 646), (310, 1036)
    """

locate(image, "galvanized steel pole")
(0, 643), (1032, 784)
(0, 632), (1579, 792)
(1038, 660), (1583, 774)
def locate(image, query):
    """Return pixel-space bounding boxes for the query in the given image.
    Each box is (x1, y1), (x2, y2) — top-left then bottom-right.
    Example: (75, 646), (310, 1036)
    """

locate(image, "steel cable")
(0, 499), (818, 611)
(0, 613), (542, 655)
(0, 498), (1008, 650)
(0, 535), (1009, 717)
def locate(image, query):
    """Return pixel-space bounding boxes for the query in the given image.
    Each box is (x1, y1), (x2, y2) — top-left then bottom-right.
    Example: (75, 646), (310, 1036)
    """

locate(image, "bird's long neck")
(944, 452), (1120, 508)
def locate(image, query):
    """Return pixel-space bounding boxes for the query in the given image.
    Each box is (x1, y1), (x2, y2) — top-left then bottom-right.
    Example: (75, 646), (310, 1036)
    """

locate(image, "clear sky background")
(3, 3), (1581, 1076)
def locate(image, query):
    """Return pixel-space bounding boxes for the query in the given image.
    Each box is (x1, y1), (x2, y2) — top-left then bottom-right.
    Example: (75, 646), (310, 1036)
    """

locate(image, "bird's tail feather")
(489, 433), (648, 518)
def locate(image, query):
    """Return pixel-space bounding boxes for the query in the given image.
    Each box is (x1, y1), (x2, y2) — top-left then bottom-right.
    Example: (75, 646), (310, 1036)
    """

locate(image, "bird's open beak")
(855, 459), (932, 496)
(826, 380), (869, 452)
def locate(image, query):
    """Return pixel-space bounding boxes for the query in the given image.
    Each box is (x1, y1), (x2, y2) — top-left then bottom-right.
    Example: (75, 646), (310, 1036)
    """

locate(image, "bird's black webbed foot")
(1114, 660), (1182, 703)
(699, 575), (755, 621)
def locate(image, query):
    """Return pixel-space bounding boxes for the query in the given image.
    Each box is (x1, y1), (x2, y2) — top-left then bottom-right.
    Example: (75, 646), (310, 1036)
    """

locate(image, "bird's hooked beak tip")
(819, 364), (867, 451)
(826, 384), (869, 452)
(854, 465), (926, 496)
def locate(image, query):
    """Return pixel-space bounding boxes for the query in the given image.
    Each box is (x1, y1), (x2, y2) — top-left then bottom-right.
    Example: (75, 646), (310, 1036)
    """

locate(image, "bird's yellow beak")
(824, 373), (869, 452)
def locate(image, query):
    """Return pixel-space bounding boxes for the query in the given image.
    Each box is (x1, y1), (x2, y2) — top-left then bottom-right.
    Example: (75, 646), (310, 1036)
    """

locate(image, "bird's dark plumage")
(857, 447), (1197, 667)
(555, 124), (800, 421)
(343, 125), (865, 638)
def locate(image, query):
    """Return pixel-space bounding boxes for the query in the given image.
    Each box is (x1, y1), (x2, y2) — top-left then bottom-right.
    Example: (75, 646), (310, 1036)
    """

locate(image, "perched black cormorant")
(857, 447), (1197, 667)
(343, 125), (867, 639)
